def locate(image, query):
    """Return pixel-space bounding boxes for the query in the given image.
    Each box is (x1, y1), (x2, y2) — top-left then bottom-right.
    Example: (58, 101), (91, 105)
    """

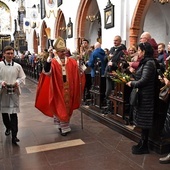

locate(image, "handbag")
(129, 88), (139, 106)
(159, 86), (170, 103)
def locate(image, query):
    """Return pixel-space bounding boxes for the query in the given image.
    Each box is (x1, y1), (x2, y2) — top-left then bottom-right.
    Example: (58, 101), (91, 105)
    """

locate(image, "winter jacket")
(157, 51), (168, 72)
(105, 44), (126, 76)
(148, 38), (158, 58)
(88, 48), (106, 77)
(131, 57), (157, 129)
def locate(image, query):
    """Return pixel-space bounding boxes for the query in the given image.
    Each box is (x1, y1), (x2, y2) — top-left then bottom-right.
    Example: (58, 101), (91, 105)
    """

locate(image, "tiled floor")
(0, 78), (170, 170)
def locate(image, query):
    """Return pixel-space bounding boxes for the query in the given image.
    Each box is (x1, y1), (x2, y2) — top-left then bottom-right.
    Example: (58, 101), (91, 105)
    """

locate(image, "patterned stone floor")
(0, 78), (169, 170)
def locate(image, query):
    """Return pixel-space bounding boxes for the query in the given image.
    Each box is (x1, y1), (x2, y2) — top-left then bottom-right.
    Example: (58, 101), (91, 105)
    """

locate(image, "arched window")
(0, 2), (11, 33)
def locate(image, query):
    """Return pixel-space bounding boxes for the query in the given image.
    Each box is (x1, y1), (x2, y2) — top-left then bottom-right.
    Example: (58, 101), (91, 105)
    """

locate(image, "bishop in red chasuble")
(35, 37), (85, 136)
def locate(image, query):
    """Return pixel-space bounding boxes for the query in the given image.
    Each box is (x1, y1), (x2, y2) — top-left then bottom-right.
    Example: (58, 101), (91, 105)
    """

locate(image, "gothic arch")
(129, 0), (151, 46)
(33, 30), (38, 54)
(40, 21), (47, 51)
(54, 9), (66, 40)
(0, 1), (11, 33)
(76, 0), (100, 51)
(76, 0), (91, 39)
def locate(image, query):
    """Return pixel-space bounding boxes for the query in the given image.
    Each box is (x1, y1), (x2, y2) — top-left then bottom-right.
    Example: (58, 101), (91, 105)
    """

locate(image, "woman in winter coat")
(126, 42), (157, 155)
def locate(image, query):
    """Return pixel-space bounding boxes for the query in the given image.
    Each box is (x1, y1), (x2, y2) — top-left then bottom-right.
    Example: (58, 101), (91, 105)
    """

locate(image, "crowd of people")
(0, 33), (170, 164)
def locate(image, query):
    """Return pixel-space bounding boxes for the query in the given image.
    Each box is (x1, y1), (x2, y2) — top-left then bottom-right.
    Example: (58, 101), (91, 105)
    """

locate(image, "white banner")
(45, 0), (57, 18)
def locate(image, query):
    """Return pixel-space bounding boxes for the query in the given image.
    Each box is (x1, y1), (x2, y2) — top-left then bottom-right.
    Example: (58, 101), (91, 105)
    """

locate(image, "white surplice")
(0, 61), (26, 113)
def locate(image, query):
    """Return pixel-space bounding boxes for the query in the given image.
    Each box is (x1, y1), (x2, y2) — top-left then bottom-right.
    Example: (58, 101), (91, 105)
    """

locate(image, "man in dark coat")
(104, 35), (126, 113)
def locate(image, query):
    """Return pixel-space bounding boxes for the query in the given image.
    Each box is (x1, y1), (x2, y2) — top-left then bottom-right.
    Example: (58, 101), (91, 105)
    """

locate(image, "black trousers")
(2, 113), (18, 138)
(83, 74), (92, 100)
(141, 128), (149, 141)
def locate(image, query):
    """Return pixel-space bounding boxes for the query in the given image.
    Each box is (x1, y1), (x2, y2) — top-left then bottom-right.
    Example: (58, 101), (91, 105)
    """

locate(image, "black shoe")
(60, 132), (67, 136)
(15, 137), (20, 142)
(132, 148), (149, 155)
(132, 140), (142, 151)
(12, 137), (20, 144)
(5, 129), (10, 136)
(60, 130), (70, 136)
(59, 127), (67, 136)
(132, 141), (149, 155)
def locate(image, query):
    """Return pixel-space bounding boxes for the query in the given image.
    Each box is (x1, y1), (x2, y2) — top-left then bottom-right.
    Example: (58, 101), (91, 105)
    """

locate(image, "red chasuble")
(35, 58), (85, 122)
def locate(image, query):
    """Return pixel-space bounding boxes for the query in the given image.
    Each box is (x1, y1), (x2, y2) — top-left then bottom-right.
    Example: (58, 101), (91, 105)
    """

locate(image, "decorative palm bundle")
(122, 50), (131, 62)
(38, 51), (48, 62)
(164, 65), (170, 80)
(111, 70), (131, 83)
(159, 63), (170, 92)
(159, 65), (170, 102)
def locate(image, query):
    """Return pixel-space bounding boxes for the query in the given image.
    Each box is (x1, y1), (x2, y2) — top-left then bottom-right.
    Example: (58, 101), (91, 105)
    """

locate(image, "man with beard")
(157, 43), (168, 72)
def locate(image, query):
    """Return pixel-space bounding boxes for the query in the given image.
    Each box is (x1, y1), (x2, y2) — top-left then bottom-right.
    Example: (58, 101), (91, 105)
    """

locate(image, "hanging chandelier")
(153, 0), (169, 4)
